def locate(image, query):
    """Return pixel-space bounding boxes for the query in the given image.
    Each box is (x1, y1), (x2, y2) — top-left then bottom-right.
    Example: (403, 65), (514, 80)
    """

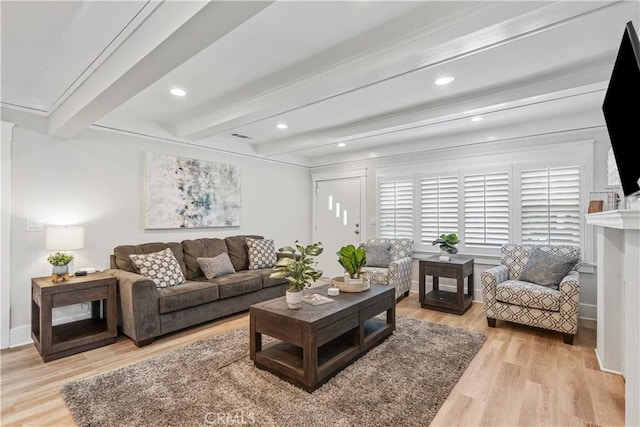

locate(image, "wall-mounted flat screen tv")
(602, 21), (640, 197)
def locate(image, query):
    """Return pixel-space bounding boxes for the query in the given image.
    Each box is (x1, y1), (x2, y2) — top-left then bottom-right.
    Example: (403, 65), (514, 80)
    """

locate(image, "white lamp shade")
(46, 226), (85, 250)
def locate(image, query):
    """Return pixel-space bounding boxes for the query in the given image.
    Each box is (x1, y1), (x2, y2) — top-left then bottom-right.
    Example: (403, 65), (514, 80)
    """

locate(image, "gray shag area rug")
(61, 316), (485, 427)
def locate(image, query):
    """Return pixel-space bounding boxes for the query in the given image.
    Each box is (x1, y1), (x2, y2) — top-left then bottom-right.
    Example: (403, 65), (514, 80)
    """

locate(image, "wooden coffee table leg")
(250, 313), (260, 361)
(302, 330), (318, 390)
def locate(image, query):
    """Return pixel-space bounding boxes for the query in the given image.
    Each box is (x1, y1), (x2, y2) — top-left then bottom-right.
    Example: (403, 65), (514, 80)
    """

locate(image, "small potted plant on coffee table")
(333, 244), (370, 292)
(337, 244), (367, 282)
(270, 241), (323, 309)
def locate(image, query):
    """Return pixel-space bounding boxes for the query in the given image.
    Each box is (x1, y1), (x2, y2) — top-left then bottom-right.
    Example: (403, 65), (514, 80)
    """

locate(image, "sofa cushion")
(114, 242), (186, 276)
(251, 268), (288, 289)
(247, 238), (277, 269)
(363, 242), (391, 267)
(197, 253), (236, 280)
(211, 272), (262, 299)
(129, 248), (186, 289)
(360, 267), (389, 284)
(181, 238), (228, 280)
(224, 235), (263, 272)
(496, 280), (561, 311)
(157, 280), (220, 314)
(519, 248), (580, 289)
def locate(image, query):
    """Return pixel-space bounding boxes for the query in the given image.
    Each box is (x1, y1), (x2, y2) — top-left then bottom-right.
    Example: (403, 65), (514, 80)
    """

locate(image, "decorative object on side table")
(431, 233), (459, 261)
(47, 252), (74, 282)
(270, 241), (323, 309)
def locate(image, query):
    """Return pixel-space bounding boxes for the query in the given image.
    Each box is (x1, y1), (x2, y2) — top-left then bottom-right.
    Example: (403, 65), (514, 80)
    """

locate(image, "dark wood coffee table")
(249, 283), (395, 392)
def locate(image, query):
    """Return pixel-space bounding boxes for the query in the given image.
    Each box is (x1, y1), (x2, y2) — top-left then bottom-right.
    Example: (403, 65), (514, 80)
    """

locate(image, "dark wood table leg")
(433, 276), (439, 291)
(468, 272), (475, 299)
(249, 313), (260, 361)
(302, 328), (318, 390)
(457, 271), (464, 308)
(40, 295), (52, 361)
(418, 264), (426, 304)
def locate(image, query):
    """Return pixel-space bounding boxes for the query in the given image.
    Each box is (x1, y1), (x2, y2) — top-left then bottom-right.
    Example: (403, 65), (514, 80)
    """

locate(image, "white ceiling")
(1, 1), (639, 167)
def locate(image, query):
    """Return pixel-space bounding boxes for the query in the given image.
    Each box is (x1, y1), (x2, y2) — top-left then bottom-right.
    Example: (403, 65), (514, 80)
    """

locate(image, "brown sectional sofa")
(105, 235), (287, 346)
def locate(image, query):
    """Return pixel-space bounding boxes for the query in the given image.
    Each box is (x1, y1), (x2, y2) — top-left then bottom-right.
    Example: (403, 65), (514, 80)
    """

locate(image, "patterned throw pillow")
(519, 248), (579, 289)
(197, 252), (236, 280)
(246, 238), (277, 270)
(363, 242), (392, 268)
(129, 248), (186, 289)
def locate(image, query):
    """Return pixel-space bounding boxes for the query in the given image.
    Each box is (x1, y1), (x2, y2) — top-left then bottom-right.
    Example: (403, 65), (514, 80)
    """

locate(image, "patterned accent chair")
(482, 244), (581, 344)
(360, 238), (414, 300)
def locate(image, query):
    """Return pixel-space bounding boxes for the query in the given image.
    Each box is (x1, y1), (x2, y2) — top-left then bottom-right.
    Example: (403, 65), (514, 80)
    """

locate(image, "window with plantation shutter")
(420, 176), (458, 245)
(464, 172), (510, 247)
(379, 179), (413, 239)
(521, 166), (580, 246)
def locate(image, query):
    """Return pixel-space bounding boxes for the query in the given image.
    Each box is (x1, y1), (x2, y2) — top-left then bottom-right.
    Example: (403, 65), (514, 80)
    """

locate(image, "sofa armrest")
(103, 269), (160, 345)
(558, 271), (580, 334)
(481, 265), (508, 319)
(388, 257), (412, 296)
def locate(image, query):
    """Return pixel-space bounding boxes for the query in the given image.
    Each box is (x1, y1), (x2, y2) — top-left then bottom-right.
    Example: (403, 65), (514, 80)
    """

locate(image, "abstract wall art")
(144, 153), (241, 229)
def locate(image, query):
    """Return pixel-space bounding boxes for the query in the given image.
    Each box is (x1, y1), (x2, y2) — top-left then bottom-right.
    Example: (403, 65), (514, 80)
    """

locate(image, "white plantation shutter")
(521, 166), (580, 245)
(420, 176), (458, 245)
(379, 179), (414, 239)
(464, 172), (510, 246)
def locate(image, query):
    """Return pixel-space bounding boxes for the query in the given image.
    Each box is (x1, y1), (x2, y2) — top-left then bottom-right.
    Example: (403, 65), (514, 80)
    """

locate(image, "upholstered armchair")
(360, 238), (414, 299)
(482, 243), (581, 344)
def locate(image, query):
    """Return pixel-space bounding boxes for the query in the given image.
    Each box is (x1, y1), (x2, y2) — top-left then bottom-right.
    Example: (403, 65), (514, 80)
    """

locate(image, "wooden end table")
(418, 255), (474, 315)
(31, 272), (117, 362)
(250, 284), (395, 392)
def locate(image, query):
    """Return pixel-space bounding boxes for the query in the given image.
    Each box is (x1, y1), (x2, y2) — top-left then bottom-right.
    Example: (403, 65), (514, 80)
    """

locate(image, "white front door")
(314, 177), (363, 279)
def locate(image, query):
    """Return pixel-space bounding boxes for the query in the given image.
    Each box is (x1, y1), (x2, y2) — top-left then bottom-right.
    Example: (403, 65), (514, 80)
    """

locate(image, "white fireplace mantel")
(586, 209), (640, 425)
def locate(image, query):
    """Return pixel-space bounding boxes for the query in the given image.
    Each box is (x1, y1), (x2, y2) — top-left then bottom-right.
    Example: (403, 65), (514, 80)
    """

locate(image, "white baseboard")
(594, 348), (624, 376)
(9, 311), (92, 348)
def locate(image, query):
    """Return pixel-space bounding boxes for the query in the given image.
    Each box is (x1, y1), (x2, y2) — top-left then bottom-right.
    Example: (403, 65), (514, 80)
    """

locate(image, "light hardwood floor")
(1, 295), (625, 426)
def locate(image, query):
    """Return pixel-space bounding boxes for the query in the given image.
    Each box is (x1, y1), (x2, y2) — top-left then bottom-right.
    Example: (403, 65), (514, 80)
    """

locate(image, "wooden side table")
(31, 272), (117, 362)
(418, 255), (474, 315)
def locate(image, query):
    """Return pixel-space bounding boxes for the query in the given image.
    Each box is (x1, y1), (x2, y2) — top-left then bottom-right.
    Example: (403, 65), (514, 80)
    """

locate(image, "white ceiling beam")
(255, 63), (612, 157)
(49, 1), (273, 139)
(176, 0), (614, 141)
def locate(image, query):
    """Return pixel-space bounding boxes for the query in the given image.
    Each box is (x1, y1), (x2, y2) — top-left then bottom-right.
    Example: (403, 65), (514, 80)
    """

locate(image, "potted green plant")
(432, 233), (459, 261)
(270, 241), (323, 309)
(337, 244), (367, 281)
(47, 251), (74, 281)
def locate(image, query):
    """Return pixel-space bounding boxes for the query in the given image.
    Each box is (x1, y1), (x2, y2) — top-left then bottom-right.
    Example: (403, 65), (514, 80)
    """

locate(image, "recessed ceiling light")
(337, 142), (346, 147)
(434, 76), (455, 86)
(276, 123), (288, 129)
(170, 88), (186, 96)
(470, 116), (484, 122)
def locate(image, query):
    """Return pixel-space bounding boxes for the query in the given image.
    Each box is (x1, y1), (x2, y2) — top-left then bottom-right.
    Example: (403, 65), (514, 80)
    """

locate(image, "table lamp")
(45, 226), (84, 282)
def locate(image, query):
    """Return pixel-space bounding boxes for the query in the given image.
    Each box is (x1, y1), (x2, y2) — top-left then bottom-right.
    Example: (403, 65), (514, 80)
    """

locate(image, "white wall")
(5, 110), (311, 346)
(311, 126), (615, 323)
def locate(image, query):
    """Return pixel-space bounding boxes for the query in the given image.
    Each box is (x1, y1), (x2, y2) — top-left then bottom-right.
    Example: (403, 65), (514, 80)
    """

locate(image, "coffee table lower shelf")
(254, 318), (392, 392)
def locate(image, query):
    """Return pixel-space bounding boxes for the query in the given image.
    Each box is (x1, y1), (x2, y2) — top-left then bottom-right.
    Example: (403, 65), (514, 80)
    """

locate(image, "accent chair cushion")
(363, 242), (392, 268)
(129, 248), (186, 289)
(197, 252), (236, 280)
(246, 238), (277, 270)
(519, 248), (580, 289)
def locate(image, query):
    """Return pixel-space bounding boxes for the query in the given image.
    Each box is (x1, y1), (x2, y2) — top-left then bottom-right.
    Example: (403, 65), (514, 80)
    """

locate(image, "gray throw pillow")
(197, 252), (236, 280)
(363, 242), (392, 268)
(519, 249), (579, 289)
